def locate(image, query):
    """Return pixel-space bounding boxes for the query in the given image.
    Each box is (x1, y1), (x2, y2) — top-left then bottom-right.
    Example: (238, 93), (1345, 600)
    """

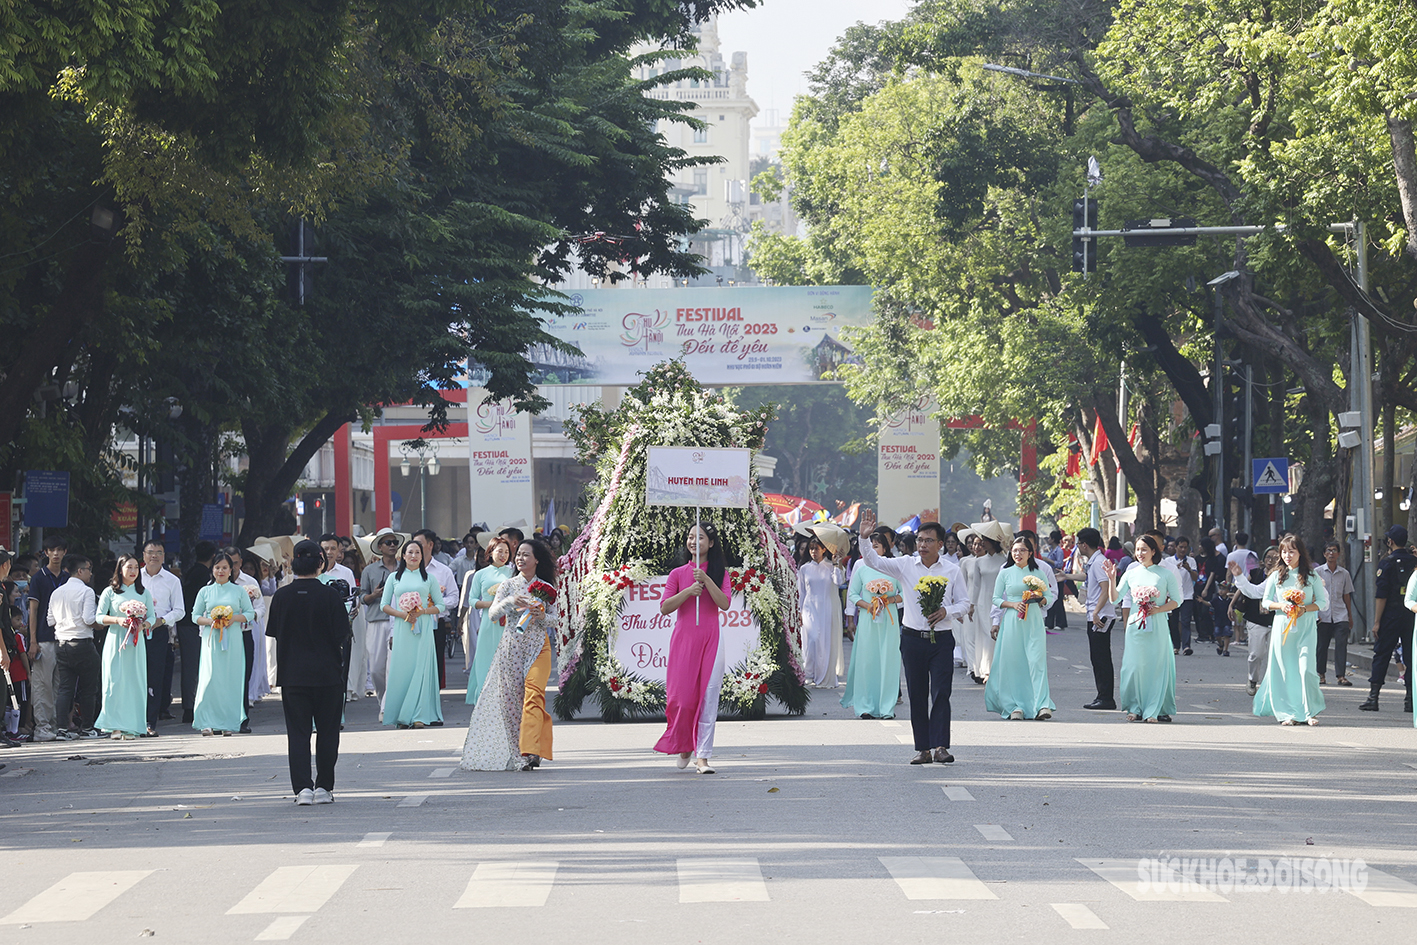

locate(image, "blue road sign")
(24, 470), (70, 528)
(1252, 457), (1290, 495)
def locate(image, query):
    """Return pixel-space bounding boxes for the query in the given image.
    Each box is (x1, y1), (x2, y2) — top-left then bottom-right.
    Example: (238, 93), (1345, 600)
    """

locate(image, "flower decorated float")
(553, 360), (809, 722)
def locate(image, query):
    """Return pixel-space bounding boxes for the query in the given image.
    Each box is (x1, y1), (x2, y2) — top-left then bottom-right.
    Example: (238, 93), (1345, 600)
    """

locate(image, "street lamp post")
(399, 443), (441, 532)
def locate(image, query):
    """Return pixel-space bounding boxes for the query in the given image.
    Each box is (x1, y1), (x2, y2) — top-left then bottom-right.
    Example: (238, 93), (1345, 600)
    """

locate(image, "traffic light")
(1072, 198), (1099, 273)
(1225, 372), (1247, 456)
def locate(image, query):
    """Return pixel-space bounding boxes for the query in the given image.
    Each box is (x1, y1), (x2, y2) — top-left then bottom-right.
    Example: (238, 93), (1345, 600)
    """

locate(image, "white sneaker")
(295, 789), (315, 806)
(313, 788), (334, 805)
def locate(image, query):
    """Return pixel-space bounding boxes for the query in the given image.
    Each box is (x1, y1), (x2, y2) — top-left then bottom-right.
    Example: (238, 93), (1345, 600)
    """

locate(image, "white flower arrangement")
(553, 360), (808, 720)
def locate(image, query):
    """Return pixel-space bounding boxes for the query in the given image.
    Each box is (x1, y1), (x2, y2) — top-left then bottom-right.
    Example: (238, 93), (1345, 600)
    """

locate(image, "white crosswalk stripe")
(974, 824), (1014, 841)
(397, 795), (429, 807)
(1349, 867), (1417, 907)
(677, 858), (771, 902)
(454, 862), (560, 908)
(227, 866), (359, 914)
(1, 871), (154, 924)
(429, 768), (454, 778)
(357, 832), (391, 848)
(1051, 903), (1108, 928)
(879, 857), (998, 900)
(941, 786), (975, 801)
(255, 916), (310, 940)
(1077, 858), (1228, 902)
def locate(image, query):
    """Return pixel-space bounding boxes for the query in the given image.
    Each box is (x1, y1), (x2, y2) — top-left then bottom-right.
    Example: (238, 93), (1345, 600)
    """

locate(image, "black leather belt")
(901, 626), (940, 639)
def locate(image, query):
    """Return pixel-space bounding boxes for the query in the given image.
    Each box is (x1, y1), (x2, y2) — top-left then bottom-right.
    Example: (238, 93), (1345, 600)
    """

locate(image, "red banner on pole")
(0, 491), (11, 550)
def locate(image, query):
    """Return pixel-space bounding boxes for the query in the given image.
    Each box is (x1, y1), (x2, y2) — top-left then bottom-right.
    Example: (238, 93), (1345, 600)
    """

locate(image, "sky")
(716, 0), (917, 127)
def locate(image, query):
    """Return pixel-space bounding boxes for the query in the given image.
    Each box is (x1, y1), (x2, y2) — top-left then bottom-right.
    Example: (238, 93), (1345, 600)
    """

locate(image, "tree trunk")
(175, 417), (218, 568)
(236, 410), (352, 545)
(1388, 111), (1417, 264)
(1382, 398), (1397, 535)
(1092, 390), (1157, 532)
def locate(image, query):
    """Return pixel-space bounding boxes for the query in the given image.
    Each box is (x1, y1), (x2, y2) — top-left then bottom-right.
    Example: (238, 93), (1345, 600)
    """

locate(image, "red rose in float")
(757, 683), (769, 694)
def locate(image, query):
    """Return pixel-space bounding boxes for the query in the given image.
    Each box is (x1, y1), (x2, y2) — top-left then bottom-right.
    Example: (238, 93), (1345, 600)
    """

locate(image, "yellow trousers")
(520, 637), (553, 759)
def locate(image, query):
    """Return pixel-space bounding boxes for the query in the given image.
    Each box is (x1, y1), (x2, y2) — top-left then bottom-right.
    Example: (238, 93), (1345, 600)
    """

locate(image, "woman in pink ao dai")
(653, 523), (732, 774)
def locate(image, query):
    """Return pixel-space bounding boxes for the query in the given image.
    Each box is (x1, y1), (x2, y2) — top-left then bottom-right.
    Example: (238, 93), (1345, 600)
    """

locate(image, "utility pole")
(1351, 221), (1376, 641)
(1243, 362), (1253, 538)
(1116, 360), (1128, 519)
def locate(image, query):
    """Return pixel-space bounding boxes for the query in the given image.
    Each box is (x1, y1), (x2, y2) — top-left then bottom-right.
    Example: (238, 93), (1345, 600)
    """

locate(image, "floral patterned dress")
(460, 574), (553, 771)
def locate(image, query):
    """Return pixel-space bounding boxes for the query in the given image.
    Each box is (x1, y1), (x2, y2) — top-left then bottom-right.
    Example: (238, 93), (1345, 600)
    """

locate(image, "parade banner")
(467, 395), (535, 527)
(877, 398), (940, 527)
(508, 286), (875, 386)
(645, 447), (752, 508)
(613, 577), (759, 685)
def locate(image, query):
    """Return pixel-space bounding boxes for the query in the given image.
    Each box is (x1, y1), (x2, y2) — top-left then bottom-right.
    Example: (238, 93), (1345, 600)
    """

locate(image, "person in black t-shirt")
(266, 540), (351, 805)
(1360, 526), (1417, 712)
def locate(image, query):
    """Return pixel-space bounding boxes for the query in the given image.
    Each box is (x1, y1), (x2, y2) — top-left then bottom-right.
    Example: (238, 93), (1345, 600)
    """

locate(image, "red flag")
(1087, 417), (1109, 467)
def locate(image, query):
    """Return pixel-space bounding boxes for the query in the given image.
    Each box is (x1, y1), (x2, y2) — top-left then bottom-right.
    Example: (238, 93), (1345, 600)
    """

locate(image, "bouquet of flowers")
(914, 575), (950, 641)
(1021, 575), (1047, 608)
(1280, 586), (1307, 643)
(398, 591), (424, 627)
(210, 604), (234, 649)
(118, 599), (148, 648)
(1131, 585), (1160, 631)
(865, 578), (895, 619)
(518, 579), (558, 630)
(731, 566), (768, 595)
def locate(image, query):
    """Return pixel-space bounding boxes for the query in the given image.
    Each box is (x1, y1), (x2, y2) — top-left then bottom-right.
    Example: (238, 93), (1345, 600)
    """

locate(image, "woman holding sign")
(653, 524), (732, 775)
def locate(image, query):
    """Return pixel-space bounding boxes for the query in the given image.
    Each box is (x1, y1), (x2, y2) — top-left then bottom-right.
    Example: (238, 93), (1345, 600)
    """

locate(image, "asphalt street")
(3, 621), (1416, 944)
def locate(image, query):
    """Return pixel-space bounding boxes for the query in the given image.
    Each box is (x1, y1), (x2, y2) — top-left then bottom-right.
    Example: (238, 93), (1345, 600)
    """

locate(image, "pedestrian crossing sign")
(1252, 457), (1290, 494)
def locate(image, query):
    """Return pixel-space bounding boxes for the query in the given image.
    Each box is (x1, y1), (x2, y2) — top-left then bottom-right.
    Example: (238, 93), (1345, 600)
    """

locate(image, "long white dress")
(237, 573), (270, 703)
(459, 575), (551, 771)
(958, 555), (982, 673)
(968, 552), (1007, 680)
(798, 559), (845, 688)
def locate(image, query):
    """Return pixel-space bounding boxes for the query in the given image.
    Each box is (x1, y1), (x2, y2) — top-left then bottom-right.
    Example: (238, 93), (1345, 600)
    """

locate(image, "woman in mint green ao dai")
(465, 536), (515, 706)
(1104, 534), (1181, 723)
(94, 555), (154, 738)
(985, 536), (1056, 721)
(380, 539), (445, 727)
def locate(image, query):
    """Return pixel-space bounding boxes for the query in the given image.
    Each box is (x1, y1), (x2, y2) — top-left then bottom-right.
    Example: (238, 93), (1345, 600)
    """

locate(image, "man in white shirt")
(316, 533), (358, 703)
(1314, 540), (1355, 685)
(414, 529), (459, 698)
(48, 555), (100, 739)
(1172, 536), (1198, 655)
(1209, 527), (1230, 559)
(359, 528), (403, 709)
(1224, 531), (1257, 576)
(140, 540), (185, 730)
(857, 511), (971, 765)
(1061, 528), (1118, 709)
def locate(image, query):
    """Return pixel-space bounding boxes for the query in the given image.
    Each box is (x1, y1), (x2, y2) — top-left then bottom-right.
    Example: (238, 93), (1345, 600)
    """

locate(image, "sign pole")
(695, 505), (701, 625)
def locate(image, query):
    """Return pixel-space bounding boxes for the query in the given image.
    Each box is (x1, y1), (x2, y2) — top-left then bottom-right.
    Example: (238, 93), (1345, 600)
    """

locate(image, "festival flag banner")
(645, 447), (752, 508)
(877, 399), (940, 527)
(467, 394), (535, 527)
(476, 286), (874, 387)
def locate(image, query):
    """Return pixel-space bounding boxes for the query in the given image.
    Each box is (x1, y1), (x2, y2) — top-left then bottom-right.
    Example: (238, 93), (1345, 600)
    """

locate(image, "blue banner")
(24, 471), (70, 528)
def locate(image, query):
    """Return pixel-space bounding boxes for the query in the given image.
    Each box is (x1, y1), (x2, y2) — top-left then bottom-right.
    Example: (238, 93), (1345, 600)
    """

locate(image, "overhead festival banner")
(877, 398), (941, 528)
(614, 578), (760, 686)
(645, 446), (752, 508)
(467, 393), (535, 527)
(506, 286), (875, 386)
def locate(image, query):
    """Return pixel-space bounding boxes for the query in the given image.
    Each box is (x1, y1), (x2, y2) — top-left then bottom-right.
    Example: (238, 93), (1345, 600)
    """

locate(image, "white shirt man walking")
(141, 541), (185, 729)
(47, 555), (100, 739)
(857, 511), (971, 765)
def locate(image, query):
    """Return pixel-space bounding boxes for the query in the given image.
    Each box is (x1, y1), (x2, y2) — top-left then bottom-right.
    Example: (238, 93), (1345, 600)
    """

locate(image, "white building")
(635, 16), (758, 277)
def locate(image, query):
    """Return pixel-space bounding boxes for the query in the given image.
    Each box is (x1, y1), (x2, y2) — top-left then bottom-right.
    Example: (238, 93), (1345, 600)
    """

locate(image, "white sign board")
(614, 577), (760, 683)
(474, 286), (875, 386)
(467, 393), (535, 526)
(645, 446), (752, 508)
(877, 398), (941, 527)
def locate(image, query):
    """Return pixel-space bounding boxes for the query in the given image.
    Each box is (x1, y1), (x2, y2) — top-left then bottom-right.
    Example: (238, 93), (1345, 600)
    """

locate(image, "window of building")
(693, 126), (708, 144)
(692, 169), (708, 195)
